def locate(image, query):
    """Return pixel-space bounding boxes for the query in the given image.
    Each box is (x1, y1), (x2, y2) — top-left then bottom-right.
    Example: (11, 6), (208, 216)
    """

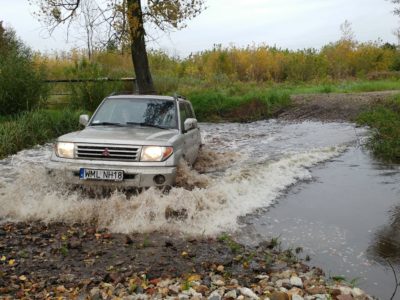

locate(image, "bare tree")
(340, 20), (355, 42)
(30, 0), (206, 94)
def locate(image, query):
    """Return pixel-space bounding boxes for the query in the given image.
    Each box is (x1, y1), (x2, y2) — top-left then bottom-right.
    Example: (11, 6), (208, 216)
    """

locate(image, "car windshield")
(90, 98), (177, 129)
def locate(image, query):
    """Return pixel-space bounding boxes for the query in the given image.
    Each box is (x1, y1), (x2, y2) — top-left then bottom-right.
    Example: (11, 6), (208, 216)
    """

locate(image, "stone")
(306, 286), (327, 295)
(270, 291), (290, 300)
(239, 287), (259, 300)
(89, 287), (101, 300)
(288, 287), (304, 296)
(339, 286), (353, 295)
(290, 276), (303, 288)
(224, 289), (238, 299)
(259, 278), (271, 289)
(281, 270), (292, 279)
(178, 293), (190, 299)
(208, 290), (222, 300)
(230, 279), (239, 286)
(214, 280), (225, 286)
(217, 265), (224, 272)
(194, 285), (209, 295)
(337, 295), (353, 300)
(352, 288), (364, 297)
(291, 295), (304, 300)
(276, 279), (290, 288)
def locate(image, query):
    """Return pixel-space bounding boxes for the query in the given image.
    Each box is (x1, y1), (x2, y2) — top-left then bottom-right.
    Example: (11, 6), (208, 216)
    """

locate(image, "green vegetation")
(0, 109), (83, 159)
(65, 59), (126, 111)
(0, 24), (48, 116)
(357, 95), (400, 163)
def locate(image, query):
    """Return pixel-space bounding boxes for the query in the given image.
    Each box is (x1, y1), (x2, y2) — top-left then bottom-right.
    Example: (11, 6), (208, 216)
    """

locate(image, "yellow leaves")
(187, 274), (201, 282)
(0, 256), (5, 261)
(8, 259), (15, 266)
(19, 275), (27, 281)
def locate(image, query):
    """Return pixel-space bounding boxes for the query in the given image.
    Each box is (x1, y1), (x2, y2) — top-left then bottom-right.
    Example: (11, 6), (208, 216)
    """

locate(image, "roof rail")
(173, 93), (187, 101)
(108, 91), (138, 97)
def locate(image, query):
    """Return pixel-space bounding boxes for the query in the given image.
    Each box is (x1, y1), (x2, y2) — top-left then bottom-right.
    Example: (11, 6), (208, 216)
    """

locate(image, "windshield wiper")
(126, 122), (168, 129)
(90, 122), (124, 127)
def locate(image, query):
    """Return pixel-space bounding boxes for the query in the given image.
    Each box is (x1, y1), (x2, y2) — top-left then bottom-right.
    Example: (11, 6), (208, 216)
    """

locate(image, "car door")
(179, 101), (200, 164)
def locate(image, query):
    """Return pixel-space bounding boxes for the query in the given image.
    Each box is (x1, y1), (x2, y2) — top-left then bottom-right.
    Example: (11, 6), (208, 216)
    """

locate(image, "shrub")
(0, 24), (48, 116)
(65, 59), (125, 111)
(357, 95), (400, 163)
(0, 109), (83, 158)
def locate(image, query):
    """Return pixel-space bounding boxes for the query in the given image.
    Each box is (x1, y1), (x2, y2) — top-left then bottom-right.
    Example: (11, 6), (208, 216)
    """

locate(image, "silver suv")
(48, 94), (201, 188)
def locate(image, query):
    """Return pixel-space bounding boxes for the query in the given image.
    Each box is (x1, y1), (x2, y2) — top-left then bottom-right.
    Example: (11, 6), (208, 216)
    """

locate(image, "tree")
(30, 0), (206, 94)
(0, 23), (48, 115)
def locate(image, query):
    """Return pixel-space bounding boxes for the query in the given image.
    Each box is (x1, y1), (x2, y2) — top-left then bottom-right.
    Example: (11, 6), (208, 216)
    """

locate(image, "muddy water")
(0, 120), (398, 298)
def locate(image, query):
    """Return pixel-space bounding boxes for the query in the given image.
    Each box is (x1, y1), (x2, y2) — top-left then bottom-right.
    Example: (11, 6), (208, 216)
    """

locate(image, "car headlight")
(55, 142), (75, 159)
(140, 146), (173, 162)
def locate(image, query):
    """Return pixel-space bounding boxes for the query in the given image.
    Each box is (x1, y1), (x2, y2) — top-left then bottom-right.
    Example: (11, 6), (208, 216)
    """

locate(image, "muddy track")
(279, 90), (400, 122)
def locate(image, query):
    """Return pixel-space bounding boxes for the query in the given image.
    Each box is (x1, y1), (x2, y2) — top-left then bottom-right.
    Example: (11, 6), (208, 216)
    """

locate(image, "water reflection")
(367, 204), (400, 265)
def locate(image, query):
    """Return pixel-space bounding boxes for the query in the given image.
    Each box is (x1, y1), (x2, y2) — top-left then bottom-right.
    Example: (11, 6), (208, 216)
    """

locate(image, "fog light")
(153, 175), (166, 185)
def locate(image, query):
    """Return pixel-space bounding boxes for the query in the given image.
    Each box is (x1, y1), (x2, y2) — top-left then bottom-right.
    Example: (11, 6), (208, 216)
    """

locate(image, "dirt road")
(279, 90), (399, 122)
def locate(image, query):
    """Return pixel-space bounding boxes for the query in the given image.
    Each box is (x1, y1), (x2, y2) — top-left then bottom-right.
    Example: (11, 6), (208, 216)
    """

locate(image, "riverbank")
(0, 222), (373, 300)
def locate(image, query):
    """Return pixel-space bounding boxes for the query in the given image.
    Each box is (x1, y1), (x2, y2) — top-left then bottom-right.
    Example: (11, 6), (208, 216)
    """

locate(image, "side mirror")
(184, 118), (198, 132)
(79, 114), (89, 126)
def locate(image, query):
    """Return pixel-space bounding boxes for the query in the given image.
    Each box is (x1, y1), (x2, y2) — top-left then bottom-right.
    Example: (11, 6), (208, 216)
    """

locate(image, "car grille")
(76, 144), (141, 161)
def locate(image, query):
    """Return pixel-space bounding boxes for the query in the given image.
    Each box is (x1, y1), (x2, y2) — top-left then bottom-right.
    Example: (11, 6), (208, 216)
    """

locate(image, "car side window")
(179, 102), (187, 131)
(184, 103), (194, 119)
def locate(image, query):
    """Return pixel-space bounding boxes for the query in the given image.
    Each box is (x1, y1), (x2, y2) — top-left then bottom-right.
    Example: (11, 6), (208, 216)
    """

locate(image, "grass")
(0, 109), (84, 159)
(188, 88), (291, 122)
(357, 94), (400, 163)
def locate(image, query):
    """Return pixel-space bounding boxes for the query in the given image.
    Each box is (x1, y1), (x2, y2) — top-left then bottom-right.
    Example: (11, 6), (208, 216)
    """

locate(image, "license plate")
(79, 168), (124, 181)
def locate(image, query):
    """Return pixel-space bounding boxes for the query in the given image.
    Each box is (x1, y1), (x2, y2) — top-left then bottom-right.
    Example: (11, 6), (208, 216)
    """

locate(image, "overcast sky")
(0, 0), (399, 57)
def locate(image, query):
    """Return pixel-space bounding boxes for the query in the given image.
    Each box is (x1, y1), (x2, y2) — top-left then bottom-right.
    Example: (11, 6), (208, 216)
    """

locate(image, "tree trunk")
(127, 0), (156, 94)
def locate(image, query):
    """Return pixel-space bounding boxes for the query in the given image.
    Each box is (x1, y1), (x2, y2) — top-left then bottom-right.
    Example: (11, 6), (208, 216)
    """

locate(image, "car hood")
(57, 126), (179, 146)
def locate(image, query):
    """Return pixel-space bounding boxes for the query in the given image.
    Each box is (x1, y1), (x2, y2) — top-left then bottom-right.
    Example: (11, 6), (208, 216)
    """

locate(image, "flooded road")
(0, 120), (399, 298)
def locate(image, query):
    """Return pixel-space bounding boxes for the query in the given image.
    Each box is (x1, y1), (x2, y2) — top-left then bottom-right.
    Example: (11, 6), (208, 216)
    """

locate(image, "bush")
(65, 59), (125, 111)
(0, 24), (48, 116)
(0, 109), (84, 158)
(357, 95), (400, 163)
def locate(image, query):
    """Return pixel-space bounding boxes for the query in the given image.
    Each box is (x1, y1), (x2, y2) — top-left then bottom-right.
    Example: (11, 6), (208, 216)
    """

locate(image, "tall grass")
(0, 109), (84, 159)
(188, 88), (291, 122)
(357, 95), (400, 163)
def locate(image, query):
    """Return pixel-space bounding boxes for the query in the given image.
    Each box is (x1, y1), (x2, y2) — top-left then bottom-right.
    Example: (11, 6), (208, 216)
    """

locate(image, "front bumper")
(46, 160), (177, 188)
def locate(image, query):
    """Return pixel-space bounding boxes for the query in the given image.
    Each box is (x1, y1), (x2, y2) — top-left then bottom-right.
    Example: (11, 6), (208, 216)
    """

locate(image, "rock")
(270, 262), (288, 272)
(275, 279), (290, 288)
(68, 237), (82, 249)
(352, 288), (365, 297)
(306, 295), (329, 300)
(157, 279), (173, 288)
(224, 289), (238, 299)
(337, 295), (354, 300)
(339, 286), (353, 295)
(208, 290), (222, 300)
(214, 280), (225, 286)
(259, 278), (271, 289)
(288, 287), (304, 296)
(217, 265), (225, 272)
(306, 286), (326, 295)
(178, 293), (190, 299)
(292, 295), (304, 300)
(194, 285), (209, 295)
(239, 287), (259, 300)
(290, 276), (303, 288)
(270, 291), (290, 300)
(211, 275), (225, 286)
(89, 287), (101, 300)
(281, 270), (293, 279)
(230, 279), (239, 286)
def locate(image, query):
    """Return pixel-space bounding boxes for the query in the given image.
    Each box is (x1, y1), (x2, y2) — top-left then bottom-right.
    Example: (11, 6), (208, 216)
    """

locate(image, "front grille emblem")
(102, 148), (110, 157)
